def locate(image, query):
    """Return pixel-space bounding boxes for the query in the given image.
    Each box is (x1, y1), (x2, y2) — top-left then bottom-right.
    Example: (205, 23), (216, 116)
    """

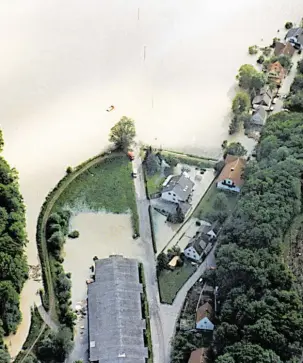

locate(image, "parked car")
(127, 151), (135, 160)
(132, 168), (138, 178)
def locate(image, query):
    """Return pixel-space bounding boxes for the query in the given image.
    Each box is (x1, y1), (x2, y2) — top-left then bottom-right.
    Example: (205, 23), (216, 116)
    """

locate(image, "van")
(132, 168), (138, 178)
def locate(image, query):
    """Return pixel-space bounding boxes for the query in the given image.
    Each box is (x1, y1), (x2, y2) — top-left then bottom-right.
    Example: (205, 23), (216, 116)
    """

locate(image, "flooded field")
(63, 212), (143, 307)
(1, 0), (303, 356)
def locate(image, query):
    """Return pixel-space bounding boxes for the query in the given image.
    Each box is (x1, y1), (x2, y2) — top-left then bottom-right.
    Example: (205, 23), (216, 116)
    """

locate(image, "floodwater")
(0, 0), (303, 357)
(63, 212), (143, 307)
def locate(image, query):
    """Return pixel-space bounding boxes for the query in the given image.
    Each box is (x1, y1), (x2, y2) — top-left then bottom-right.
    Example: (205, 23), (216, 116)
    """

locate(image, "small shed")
(168, 256), (181, 269)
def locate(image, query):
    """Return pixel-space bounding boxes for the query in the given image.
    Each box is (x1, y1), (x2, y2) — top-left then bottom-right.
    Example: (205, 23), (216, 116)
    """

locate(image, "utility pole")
(137, 8), (140, 20)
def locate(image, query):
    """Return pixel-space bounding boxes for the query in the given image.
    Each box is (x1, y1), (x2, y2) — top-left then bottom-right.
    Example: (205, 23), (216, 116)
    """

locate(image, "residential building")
(285, 27), (303, 49)
(196, 302), (214, 331)
(268, 61), (286, 85)
(252, 92), (271, 107)
(252, 86), (273, 107)
(216, 155), (246, 193)
(188, 348), (210, 363)
(161, 173), (194, 204)
(250, 105), (267, 126)
(184, 222), (218, 262)
(274, 41), (296, 57)
(87, 255), (148, 363)
(168, 255), (181, 270)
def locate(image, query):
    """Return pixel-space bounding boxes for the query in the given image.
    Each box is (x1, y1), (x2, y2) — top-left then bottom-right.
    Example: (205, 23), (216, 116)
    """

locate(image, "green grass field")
(194, 181), (238, 220)
(158, 262), (196, 304)
(52, 155), (139, 233)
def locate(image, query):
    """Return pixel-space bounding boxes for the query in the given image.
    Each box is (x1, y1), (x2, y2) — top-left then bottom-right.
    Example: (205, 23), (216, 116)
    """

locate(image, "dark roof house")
(274, 41), (296, 56)
(88, 255), (148, 363)
(285, 27), (303, 49)
(250, 105), (267, 126)
(252, 92), (271, 107)
(162, 173), (195, 203)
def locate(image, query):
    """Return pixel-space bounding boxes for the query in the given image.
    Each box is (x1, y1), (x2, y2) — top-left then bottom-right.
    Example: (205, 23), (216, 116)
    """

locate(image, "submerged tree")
(109, 116), (136, 151)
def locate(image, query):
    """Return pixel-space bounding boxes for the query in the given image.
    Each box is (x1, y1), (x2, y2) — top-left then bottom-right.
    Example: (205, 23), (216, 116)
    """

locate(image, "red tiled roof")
(188, 348), (210, 363)
(196, 302), (213, 323)
(216, 155), (246, 188)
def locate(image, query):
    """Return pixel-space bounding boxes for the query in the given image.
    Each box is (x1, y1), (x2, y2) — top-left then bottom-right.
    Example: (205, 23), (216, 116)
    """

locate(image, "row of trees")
(46, 211), (76, 329)
(0, 132), (28, 358)
(210, 109), (303, 362)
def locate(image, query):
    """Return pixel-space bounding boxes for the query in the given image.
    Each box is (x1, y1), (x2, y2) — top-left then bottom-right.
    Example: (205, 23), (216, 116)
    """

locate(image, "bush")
(285, 21), (293, 29)
(66, 166), (73, 174)
(248, 45), (258, 55)
(68, 230), (79, 239)
(262, 46), (272, 57)
(257, 55), (265, 64)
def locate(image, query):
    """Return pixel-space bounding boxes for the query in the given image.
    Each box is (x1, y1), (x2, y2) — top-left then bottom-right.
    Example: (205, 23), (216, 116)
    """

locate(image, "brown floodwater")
(0, 0), (303, 356)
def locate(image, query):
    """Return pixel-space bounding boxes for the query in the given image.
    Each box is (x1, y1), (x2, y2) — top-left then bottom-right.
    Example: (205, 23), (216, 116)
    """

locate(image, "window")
(173, 193), (176, 197)
(168, 192), (171, 195)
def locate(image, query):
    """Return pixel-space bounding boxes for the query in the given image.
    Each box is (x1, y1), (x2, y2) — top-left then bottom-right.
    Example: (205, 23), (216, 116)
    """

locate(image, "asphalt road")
(133, 148), (166, 363)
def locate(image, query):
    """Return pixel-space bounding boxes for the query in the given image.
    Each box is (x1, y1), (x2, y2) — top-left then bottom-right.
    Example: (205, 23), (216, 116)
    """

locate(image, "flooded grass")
(52, 155), (139, 233)
(158, 262), (196, 304)
(193, 181), (238, 220)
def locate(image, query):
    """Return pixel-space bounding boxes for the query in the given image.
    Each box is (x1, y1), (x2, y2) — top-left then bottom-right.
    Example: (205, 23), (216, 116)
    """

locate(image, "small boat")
(106, 105), (115, 112)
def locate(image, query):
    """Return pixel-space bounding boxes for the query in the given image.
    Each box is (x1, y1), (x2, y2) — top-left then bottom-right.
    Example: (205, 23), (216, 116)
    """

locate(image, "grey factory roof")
(88, 255), (148, 363)
(162, 173), (195, 201)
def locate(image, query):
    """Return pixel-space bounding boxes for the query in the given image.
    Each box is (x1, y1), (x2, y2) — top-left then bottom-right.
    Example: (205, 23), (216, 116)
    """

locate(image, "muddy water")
(63, 213), (143, 307)
(0, 0), (303, 356)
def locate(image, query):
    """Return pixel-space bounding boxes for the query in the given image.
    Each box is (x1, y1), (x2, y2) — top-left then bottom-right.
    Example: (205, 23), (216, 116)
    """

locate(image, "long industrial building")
(87, 255), (148, 363)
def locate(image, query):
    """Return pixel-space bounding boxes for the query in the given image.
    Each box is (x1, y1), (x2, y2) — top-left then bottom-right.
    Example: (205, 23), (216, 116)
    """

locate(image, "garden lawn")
(194, 181), (238, 220)
(52, 155), (139, 233)
(146, 172), (166, 197)
(158, 262), (196, 304)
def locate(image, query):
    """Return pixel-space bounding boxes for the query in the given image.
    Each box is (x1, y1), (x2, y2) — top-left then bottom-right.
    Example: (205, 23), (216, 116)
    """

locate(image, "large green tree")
(232, 91), (250, 114)
(0, 281), (21, 334)
(109, 116), (136, 150)
(236, 64), (266, 92)
(224, 142), (247, 157)
(36, 328), (73, 363)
